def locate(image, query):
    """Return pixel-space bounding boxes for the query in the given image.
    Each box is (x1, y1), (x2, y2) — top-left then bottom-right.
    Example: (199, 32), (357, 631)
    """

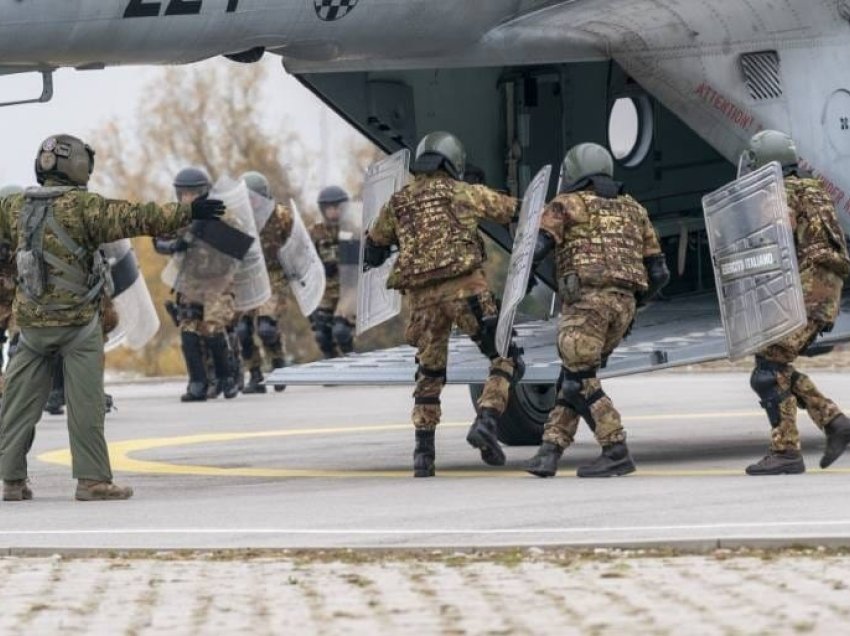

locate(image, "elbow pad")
(639, 254), (670, 305)
(532, 231), (556, 269)
(363, 236), (392, 270)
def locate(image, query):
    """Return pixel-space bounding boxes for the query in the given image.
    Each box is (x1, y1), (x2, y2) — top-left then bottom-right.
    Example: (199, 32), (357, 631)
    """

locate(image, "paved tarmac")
(4, 372), (850, 551)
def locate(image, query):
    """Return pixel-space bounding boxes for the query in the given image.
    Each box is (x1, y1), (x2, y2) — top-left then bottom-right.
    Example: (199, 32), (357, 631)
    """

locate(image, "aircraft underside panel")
(270, 293), (850, 386)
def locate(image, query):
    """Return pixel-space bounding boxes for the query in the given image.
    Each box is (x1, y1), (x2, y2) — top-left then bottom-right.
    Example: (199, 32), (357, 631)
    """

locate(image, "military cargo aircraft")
(2, 0), (849, 444)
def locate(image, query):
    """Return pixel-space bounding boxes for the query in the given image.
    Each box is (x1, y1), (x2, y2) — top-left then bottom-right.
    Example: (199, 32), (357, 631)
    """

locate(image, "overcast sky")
(0, 57), (362, 202)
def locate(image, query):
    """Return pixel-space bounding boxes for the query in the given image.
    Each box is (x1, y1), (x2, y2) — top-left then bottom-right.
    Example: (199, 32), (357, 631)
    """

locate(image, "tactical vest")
(389, 177), (485, 290)
(556, 191), (648, 293)
(312, 223), (339, 266)
(16, 187), (112, 311)
(787, 177), (850, 279)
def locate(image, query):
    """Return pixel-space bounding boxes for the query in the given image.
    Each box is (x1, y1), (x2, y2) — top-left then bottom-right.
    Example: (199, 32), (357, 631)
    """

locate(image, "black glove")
(190, 194), (226, 221)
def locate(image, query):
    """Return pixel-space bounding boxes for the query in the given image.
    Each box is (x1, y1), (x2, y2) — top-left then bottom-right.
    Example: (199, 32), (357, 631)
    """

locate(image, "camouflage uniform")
(540, 189), (662, 449)
(0, 185), (189, 483)
(239, 203), (293, 373)
(308, 221), (352, 358)
(753, 176), (850, 452)
(0, 243), (16, 395)
(368, 172), (519, 432)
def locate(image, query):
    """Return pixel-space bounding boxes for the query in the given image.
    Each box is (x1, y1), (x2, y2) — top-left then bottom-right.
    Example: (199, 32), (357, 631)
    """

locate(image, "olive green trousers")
(0, 319), (111, 481)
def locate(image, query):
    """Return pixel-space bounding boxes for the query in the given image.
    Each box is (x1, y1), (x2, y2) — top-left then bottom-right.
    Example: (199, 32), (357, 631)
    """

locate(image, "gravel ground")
(2, 548), (849, 635)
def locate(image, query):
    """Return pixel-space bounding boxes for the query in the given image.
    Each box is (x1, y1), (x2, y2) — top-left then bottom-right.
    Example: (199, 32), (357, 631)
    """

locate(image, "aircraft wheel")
(468, 382), (555, 446)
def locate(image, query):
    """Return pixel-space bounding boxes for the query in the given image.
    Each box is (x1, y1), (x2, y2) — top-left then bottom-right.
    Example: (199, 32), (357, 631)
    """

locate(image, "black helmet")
(34, 134), (95, 186)
(173, 166), (212, 200)
(317, 185), (349, 207)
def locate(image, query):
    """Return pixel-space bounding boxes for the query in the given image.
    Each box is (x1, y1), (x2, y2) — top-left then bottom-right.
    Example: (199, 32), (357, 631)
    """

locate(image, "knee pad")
(332, 317), (354, 351)
(257, 316), (280, 347)
(555, 368), (598, 429)
(310, 309), (333, 333)
(235, 316), (253, 345)
(750, 359), (788, 426)
(314, 327), (336, 354)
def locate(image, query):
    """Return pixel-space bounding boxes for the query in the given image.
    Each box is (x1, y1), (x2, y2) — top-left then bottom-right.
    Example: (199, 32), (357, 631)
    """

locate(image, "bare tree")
(91, 60), (411, 376)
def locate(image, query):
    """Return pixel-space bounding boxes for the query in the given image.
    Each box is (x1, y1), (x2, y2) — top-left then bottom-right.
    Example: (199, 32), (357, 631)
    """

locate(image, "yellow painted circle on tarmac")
(35, 410), (850, 478)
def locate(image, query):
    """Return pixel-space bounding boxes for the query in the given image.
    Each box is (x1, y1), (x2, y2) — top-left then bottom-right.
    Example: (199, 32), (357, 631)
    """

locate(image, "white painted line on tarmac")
(2, 519), (850, 536)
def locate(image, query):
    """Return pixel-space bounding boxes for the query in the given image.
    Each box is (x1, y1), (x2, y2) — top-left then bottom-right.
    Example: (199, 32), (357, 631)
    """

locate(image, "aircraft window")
(608, 96), (653, 167)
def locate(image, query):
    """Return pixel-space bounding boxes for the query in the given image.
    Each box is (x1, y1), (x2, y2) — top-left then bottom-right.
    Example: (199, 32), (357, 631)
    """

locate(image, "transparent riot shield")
(279, 200), (326, 317)
(702, 161), (806, 360)
(161, 177), (257, 305)
(232, 188), (271, 312)
(335, 201), (362, 322)
(495, 165), (552, 358)
(102, 239), (160, 352)
(356, 150), (410, 335)
(248, 189), (276, 233)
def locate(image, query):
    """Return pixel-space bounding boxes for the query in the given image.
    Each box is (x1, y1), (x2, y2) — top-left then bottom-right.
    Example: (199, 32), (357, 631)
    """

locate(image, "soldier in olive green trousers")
(0, 133), (225, 501)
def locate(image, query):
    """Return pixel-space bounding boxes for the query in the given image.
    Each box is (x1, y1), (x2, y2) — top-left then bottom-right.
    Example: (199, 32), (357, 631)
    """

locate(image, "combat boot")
(746, 450), (805, 475)
(206, 382), (221, 399)
(414, 429), (436, 478)
(75, 479), (133, 501)
(219, 377), (239, 400)
(272, 357), (287, 393)
(466, 408), (506, 466)
(44, 389), (65, 415)
(577, 442), (636, 478)
(525, 442), (564, 478)
(821, 414), (850, 469)
(180, 382), (208, 403)
(3, 479), (33, 501)
(242, 367), (267, 394)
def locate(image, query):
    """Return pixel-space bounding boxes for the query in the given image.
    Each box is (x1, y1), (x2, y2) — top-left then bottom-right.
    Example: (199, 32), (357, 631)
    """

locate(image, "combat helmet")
(173, 166), (212, 201)
(0, 184), (23, 198)
(560, 143), (614, 188)
(740, 130), (798, 174)
(34, 134), (95, 187)
(412, 131), (466, 180)
(240, 171), (272, 199)
(317, 185), (349, 208)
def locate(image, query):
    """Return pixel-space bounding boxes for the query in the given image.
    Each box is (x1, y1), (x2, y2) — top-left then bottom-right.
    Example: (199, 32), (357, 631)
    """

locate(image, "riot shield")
(232, 187), (271, 312)
(702, 161), (806, 360)
(356, 150), (410, 335)
(495, 165), (552, 358)
(335, 201), (362, 322)
(102, 239), (160, 352)
(279, 200), (326, 317)
(161, 177), (257, 305)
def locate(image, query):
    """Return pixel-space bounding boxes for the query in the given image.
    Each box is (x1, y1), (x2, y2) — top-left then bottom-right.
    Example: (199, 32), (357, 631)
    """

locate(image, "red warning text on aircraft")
(694, 83), (757, 132)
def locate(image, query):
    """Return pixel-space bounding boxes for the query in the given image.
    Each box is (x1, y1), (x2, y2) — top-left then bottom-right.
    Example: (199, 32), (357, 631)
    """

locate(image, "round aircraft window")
(608, 96), (653, 167)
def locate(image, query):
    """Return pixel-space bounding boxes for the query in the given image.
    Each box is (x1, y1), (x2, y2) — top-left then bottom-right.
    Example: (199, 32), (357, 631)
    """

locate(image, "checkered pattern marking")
(314, 0), (359, 21)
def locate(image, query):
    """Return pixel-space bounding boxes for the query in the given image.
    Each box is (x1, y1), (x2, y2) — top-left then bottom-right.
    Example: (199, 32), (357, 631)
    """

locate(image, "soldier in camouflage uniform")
(236, 171), (293, 394)
(0, 134), (225, 501)
(0, 185), (23, 398)
(155, 167), (239, 403)
(364, 131), (525, 477)
(525, 143), (669, 479)
(740, 131), (850, 475)
(309, 186), (355, 358)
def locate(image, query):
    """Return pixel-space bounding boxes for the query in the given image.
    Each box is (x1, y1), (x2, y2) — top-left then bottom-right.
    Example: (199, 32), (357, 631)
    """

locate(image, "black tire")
(468, 383), (556, 446)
